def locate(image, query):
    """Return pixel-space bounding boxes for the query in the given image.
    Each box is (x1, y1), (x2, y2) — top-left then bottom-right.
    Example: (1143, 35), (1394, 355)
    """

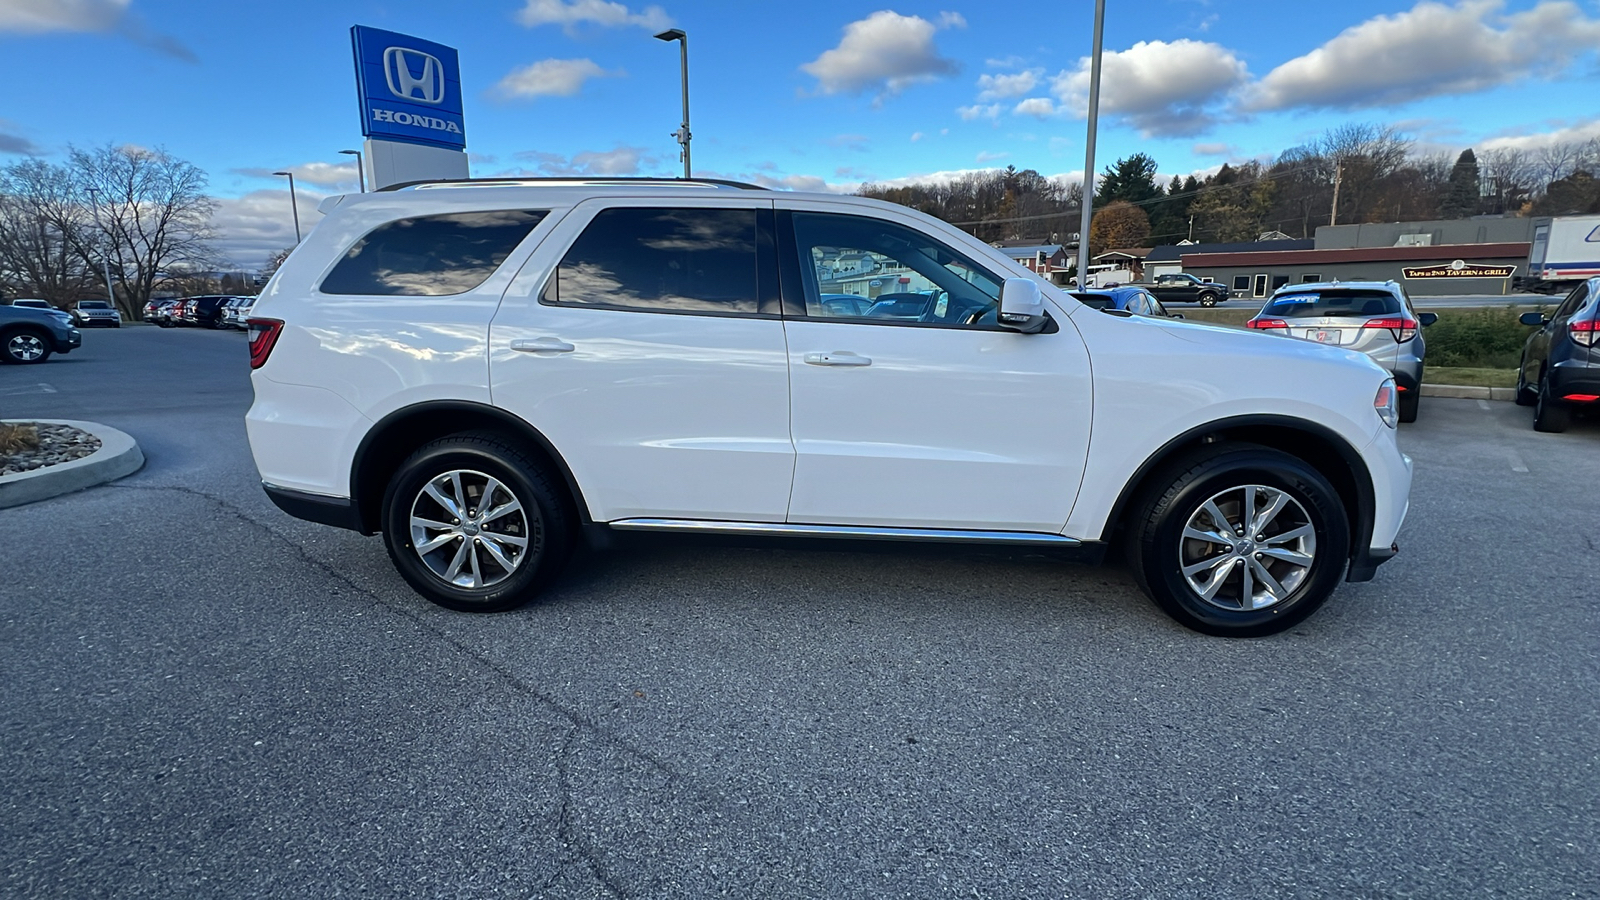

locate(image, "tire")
(1514, 363), (1537, 407)
(1, 328), (52, 365)
(380, 431), (574, 612)
(1125, 444), (1350, 637)
(1398, 388), (1419, 424)
(1198, 293), (1220, 307)
(1533, 374), (1571, 433)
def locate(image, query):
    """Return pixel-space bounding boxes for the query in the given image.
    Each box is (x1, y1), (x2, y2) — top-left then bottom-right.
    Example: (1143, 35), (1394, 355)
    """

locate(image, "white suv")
(245, 178), (1412, 637)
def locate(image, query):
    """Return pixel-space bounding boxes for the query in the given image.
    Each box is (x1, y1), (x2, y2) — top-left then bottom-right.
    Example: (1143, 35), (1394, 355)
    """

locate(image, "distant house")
(992, 242), (1073, 285)
(1089, 248), (1153, 284)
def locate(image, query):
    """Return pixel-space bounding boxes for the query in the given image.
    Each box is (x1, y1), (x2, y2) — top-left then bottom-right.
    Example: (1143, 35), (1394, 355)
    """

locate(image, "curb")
(1420, 384), (1516, 401)
(0, 419), (144, 510)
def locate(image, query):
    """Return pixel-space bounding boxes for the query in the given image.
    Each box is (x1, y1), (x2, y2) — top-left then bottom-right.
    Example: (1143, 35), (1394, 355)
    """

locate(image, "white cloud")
(910, 131), (924, 142)
(937, 11), (967, 28)
(1012, 97), (1057, 118)
(1052, 39), (1247, 137)
(1246, 0), (1600, 111)
(975, 150), (1010, 163)
(495, 58), (621, 99)
(1191, 142), (1235, 156)
(505, 145), (655, 176)
(985, 55), (1026, 69)
(0, 0), (192, 59)
(234, 162), (359, 189)
(516, 0), (672, 32)
(210, 189), (327, 269)
(957, 103), (1000, 121)
(801, 11), (960, 102)
(977, 69), (1040, 101)
(1479, 117), (1600, 154)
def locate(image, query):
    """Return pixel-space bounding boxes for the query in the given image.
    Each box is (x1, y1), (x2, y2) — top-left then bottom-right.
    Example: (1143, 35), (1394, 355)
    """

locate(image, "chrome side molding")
(607, 518), (1081, 546)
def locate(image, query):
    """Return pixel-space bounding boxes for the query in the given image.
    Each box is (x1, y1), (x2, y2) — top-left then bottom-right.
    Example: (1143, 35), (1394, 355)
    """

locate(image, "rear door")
(491, 197), (795, 524)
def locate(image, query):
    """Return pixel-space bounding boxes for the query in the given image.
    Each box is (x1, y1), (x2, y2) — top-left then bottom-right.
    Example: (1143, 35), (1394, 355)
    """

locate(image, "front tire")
(1198, 293), (1220, 307)
(1126, 444), (1350, 637)
(1398, 388), (1419, 423)
(381, 432), (574, 612)
(2, 329), (52, 364)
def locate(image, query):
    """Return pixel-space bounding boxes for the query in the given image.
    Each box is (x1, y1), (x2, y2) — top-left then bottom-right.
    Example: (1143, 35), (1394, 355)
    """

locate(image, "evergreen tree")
(1095, 153), (1162, 206)
(1439, 149), (1481, 219)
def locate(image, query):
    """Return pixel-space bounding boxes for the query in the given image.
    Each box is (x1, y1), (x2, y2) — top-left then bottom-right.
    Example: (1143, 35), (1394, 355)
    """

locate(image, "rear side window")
(543, 207), (759, 315)
(320, 210), (547, 296)
(1267, 289), (1401, 318)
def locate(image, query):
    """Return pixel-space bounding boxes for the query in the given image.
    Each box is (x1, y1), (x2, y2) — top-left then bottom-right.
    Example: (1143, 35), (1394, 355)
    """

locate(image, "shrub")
(1423, 307), (1545, 369)
(0, 423), (40, 457)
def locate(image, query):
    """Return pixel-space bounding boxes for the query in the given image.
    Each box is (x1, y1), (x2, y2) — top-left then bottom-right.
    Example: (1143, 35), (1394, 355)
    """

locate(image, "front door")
(778, 206), (1093, 533)
(491, 198), (795, 523)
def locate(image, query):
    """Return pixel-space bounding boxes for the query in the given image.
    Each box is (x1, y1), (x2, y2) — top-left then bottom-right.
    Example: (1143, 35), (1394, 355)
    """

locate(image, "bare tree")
(70, 144), (219, 318)
(1479, 147), (1537, 214)
(0, 159), (98, 305)
(1534, 141), (1581, 186)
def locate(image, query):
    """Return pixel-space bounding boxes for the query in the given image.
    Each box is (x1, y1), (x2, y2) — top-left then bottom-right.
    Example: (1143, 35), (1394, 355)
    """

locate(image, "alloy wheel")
(1178, 484), (1316, 611)
(7, 333), (45, 362)
(408, 468), (533, 589)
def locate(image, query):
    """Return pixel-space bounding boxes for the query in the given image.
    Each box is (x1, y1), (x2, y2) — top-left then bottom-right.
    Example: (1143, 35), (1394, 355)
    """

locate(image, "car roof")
(1272, 281), (1399, 294)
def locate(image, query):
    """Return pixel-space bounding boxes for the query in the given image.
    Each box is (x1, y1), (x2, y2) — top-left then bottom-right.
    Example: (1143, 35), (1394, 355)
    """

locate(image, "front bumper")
(52, 329), (82, 352)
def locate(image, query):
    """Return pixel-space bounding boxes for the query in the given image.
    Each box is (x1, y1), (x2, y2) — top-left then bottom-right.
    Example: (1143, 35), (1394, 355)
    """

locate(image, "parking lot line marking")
(1477, 399), (1492, 411)
(0, 383), (55, 396)
(1507, 450), (1529, 474)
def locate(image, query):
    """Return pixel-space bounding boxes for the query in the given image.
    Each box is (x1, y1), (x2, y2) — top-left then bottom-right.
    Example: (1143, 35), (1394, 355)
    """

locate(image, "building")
(992, 242), (1073, 285)
(1152, 217), (1533, 298)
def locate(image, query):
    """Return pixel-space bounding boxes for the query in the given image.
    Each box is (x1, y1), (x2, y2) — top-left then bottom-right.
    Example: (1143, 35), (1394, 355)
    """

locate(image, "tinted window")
(1555, 283), (1589, 318)
(544, 207), (759, 315)
(78, 301), (111, 309)
(1267, 289), (1402, 318)
(792, 212), (1002, 328)
(321, 210), (547, 296)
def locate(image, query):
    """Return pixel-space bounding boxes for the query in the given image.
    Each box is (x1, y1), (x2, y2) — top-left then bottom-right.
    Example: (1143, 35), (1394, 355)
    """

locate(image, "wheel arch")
(350, 401), (590, 535)
(1100, 415), (1375, 562)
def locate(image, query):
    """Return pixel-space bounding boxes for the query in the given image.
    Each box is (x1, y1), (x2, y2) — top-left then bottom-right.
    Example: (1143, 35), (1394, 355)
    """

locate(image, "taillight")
(1363, 317), (1418, 341)
(1374, 379), (1398, 428)
(247, 318), (283, 369)
(1570, 317), (1598, 347)
(1247, 318), (1288, 330)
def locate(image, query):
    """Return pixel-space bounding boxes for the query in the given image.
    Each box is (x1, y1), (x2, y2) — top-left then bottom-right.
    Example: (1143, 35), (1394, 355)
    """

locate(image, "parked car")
(245, 178), (1413, 637)
(8, 299), (75, 328)
(176, 295), (242, 329)
(1515, 276), (1600, 432)
(70, 299), (121, 328)
(1129, 273), (1232, 307)
(1246, 281), (1435, 423)
(220, 296), (256, 329)
(1073, 286), (1184, 319)
(143, 299), (182, 326)
(1, 303), (81, 364)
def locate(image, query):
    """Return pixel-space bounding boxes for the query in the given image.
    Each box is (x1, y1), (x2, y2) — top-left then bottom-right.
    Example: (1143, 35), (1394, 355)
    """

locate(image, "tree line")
(0, 145), (222, 318)
(859, 123), (1600, 259)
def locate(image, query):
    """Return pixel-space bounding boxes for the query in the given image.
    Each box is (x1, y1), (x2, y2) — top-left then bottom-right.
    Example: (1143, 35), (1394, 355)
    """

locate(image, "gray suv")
(1247, 281), (1435, 422)
(1, 303), (81, 364)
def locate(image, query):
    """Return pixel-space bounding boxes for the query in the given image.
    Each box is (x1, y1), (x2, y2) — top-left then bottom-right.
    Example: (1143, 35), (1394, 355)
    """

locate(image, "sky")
(4, 0), (1600, 267)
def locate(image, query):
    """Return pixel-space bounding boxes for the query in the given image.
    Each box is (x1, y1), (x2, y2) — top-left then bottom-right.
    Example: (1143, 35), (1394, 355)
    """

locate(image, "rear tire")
(1398, 389), (1419, 423)
(1533, 375), (1571, 433)
(381, 431), (574, 612)
(1198, 293), (1220, 308)
(1125, 444), (1350, 637)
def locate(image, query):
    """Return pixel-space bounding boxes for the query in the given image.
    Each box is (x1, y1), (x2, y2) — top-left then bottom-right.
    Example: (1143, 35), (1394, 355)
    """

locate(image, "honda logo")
(383, 46), (444, 104)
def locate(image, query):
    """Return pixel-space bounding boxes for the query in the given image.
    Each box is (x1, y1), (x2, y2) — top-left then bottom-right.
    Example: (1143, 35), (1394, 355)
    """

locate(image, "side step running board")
(607, 518), (1080, 547)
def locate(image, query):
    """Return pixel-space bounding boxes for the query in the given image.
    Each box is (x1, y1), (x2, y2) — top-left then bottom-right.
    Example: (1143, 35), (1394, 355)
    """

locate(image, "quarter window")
(791, 212), (1003, 328)
(543, 207), (760, 315)
(320, 210), (547, 296)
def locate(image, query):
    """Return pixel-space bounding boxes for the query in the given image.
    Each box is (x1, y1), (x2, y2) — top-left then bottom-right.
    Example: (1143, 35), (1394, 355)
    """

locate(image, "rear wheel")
(381, 432), (574, 612)
(1398, 387), (1420, 423)
(1514, 362), (1538, 407)
(1126, 444), (1350, 637)
(1533, 374), (1571, 433)
(2, 329), (51, 364)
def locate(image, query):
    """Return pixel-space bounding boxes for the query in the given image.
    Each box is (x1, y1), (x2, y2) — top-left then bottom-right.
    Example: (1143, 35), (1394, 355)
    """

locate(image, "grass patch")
(0, 423), (40, 457)
(1424, 367), (1517, 388)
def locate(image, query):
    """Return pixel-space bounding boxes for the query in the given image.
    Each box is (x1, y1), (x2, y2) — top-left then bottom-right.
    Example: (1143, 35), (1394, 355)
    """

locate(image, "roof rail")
(377, 176), (769, 192)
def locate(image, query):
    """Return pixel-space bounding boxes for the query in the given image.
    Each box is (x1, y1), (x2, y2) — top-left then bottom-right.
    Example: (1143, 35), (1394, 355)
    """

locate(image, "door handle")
(510, 337), (575, 353)
(803, 351), (872, 367)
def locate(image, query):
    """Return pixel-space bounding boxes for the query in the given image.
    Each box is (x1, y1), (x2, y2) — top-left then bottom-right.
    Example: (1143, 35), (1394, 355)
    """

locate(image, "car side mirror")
(1417, 312), (1438, 327)
(1170, 313), (1185, 319)
(998, 277), (1048, 333)
(1519, 311), (1548, 326)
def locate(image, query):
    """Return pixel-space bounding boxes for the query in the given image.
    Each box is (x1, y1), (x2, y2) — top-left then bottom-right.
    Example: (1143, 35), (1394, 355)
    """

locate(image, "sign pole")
(1074, 0), (1106, 288)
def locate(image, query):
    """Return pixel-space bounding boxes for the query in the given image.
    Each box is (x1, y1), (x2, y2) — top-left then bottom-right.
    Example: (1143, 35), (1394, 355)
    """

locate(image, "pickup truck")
(1131, 273), (1231, 307)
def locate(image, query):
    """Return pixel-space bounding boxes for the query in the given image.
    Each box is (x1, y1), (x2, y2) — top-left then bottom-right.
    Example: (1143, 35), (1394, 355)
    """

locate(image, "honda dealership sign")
(351, 26), (465, 150)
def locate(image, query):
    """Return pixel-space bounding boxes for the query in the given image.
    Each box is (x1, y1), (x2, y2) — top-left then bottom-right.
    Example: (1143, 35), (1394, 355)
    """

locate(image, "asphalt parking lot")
(2, 327), (1597, 899)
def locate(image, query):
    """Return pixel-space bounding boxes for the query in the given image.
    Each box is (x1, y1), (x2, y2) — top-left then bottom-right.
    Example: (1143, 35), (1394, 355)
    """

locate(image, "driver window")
(791, 212), (1003, 328)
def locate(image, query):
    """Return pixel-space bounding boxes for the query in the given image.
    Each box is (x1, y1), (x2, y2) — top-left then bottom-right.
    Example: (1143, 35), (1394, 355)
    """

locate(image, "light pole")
(273, 171), (302, 243)
(1074, 0), (1106, 288)
(83, 186), (118, 309)
(654, 28), (691, 178)
(339, 149), (366, 192)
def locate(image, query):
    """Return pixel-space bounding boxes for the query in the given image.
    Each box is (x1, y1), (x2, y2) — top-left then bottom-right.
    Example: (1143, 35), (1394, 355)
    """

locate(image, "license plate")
(1305, 328), (1342, 344)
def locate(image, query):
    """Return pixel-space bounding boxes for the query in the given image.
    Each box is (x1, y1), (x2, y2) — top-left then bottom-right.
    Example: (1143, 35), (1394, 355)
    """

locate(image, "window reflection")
(545, 208), (759, 315)
(320, 210), (547, 296)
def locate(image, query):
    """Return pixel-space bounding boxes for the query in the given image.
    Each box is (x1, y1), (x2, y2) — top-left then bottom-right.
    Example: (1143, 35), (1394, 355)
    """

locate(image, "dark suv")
(180, 295), (241, 329)
(1517, 276), (1600, 432)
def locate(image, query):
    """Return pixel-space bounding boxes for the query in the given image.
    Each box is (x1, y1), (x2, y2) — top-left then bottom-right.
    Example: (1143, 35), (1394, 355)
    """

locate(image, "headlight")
(1374, 379), (1398, 429)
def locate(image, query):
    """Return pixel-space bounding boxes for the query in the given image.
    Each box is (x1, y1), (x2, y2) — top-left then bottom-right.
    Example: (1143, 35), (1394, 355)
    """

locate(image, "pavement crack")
(548, 724), (628, 899)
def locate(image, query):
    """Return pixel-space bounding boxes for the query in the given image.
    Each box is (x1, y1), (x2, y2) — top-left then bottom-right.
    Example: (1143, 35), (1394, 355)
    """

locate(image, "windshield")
(1266, 289), (1401, 319)
(79, 301), (111, 309)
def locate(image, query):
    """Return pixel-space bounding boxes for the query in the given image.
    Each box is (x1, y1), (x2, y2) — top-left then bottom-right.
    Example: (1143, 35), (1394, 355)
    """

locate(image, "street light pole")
(1074, 0), (1106, 288)
(654, 28), (691, 178)
(273, 171), (302, 243)
(339, 149), (366, 192)
(83, 186), (118, 310)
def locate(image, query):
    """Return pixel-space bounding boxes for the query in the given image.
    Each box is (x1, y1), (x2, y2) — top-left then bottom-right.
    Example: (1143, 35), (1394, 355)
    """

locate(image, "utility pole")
(1329, 161), (1342, 227)
(1187, 214), (1195, 242)
(1074, 0), (1106, 288)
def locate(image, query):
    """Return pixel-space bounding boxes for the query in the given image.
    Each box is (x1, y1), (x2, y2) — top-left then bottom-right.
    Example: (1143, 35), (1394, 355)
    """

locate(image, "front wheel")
(1126, 445), (1350, 637)
(2, 330), (52, 364)
(381, 432), (574, 612)
(1198, 294), (1220, 307)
